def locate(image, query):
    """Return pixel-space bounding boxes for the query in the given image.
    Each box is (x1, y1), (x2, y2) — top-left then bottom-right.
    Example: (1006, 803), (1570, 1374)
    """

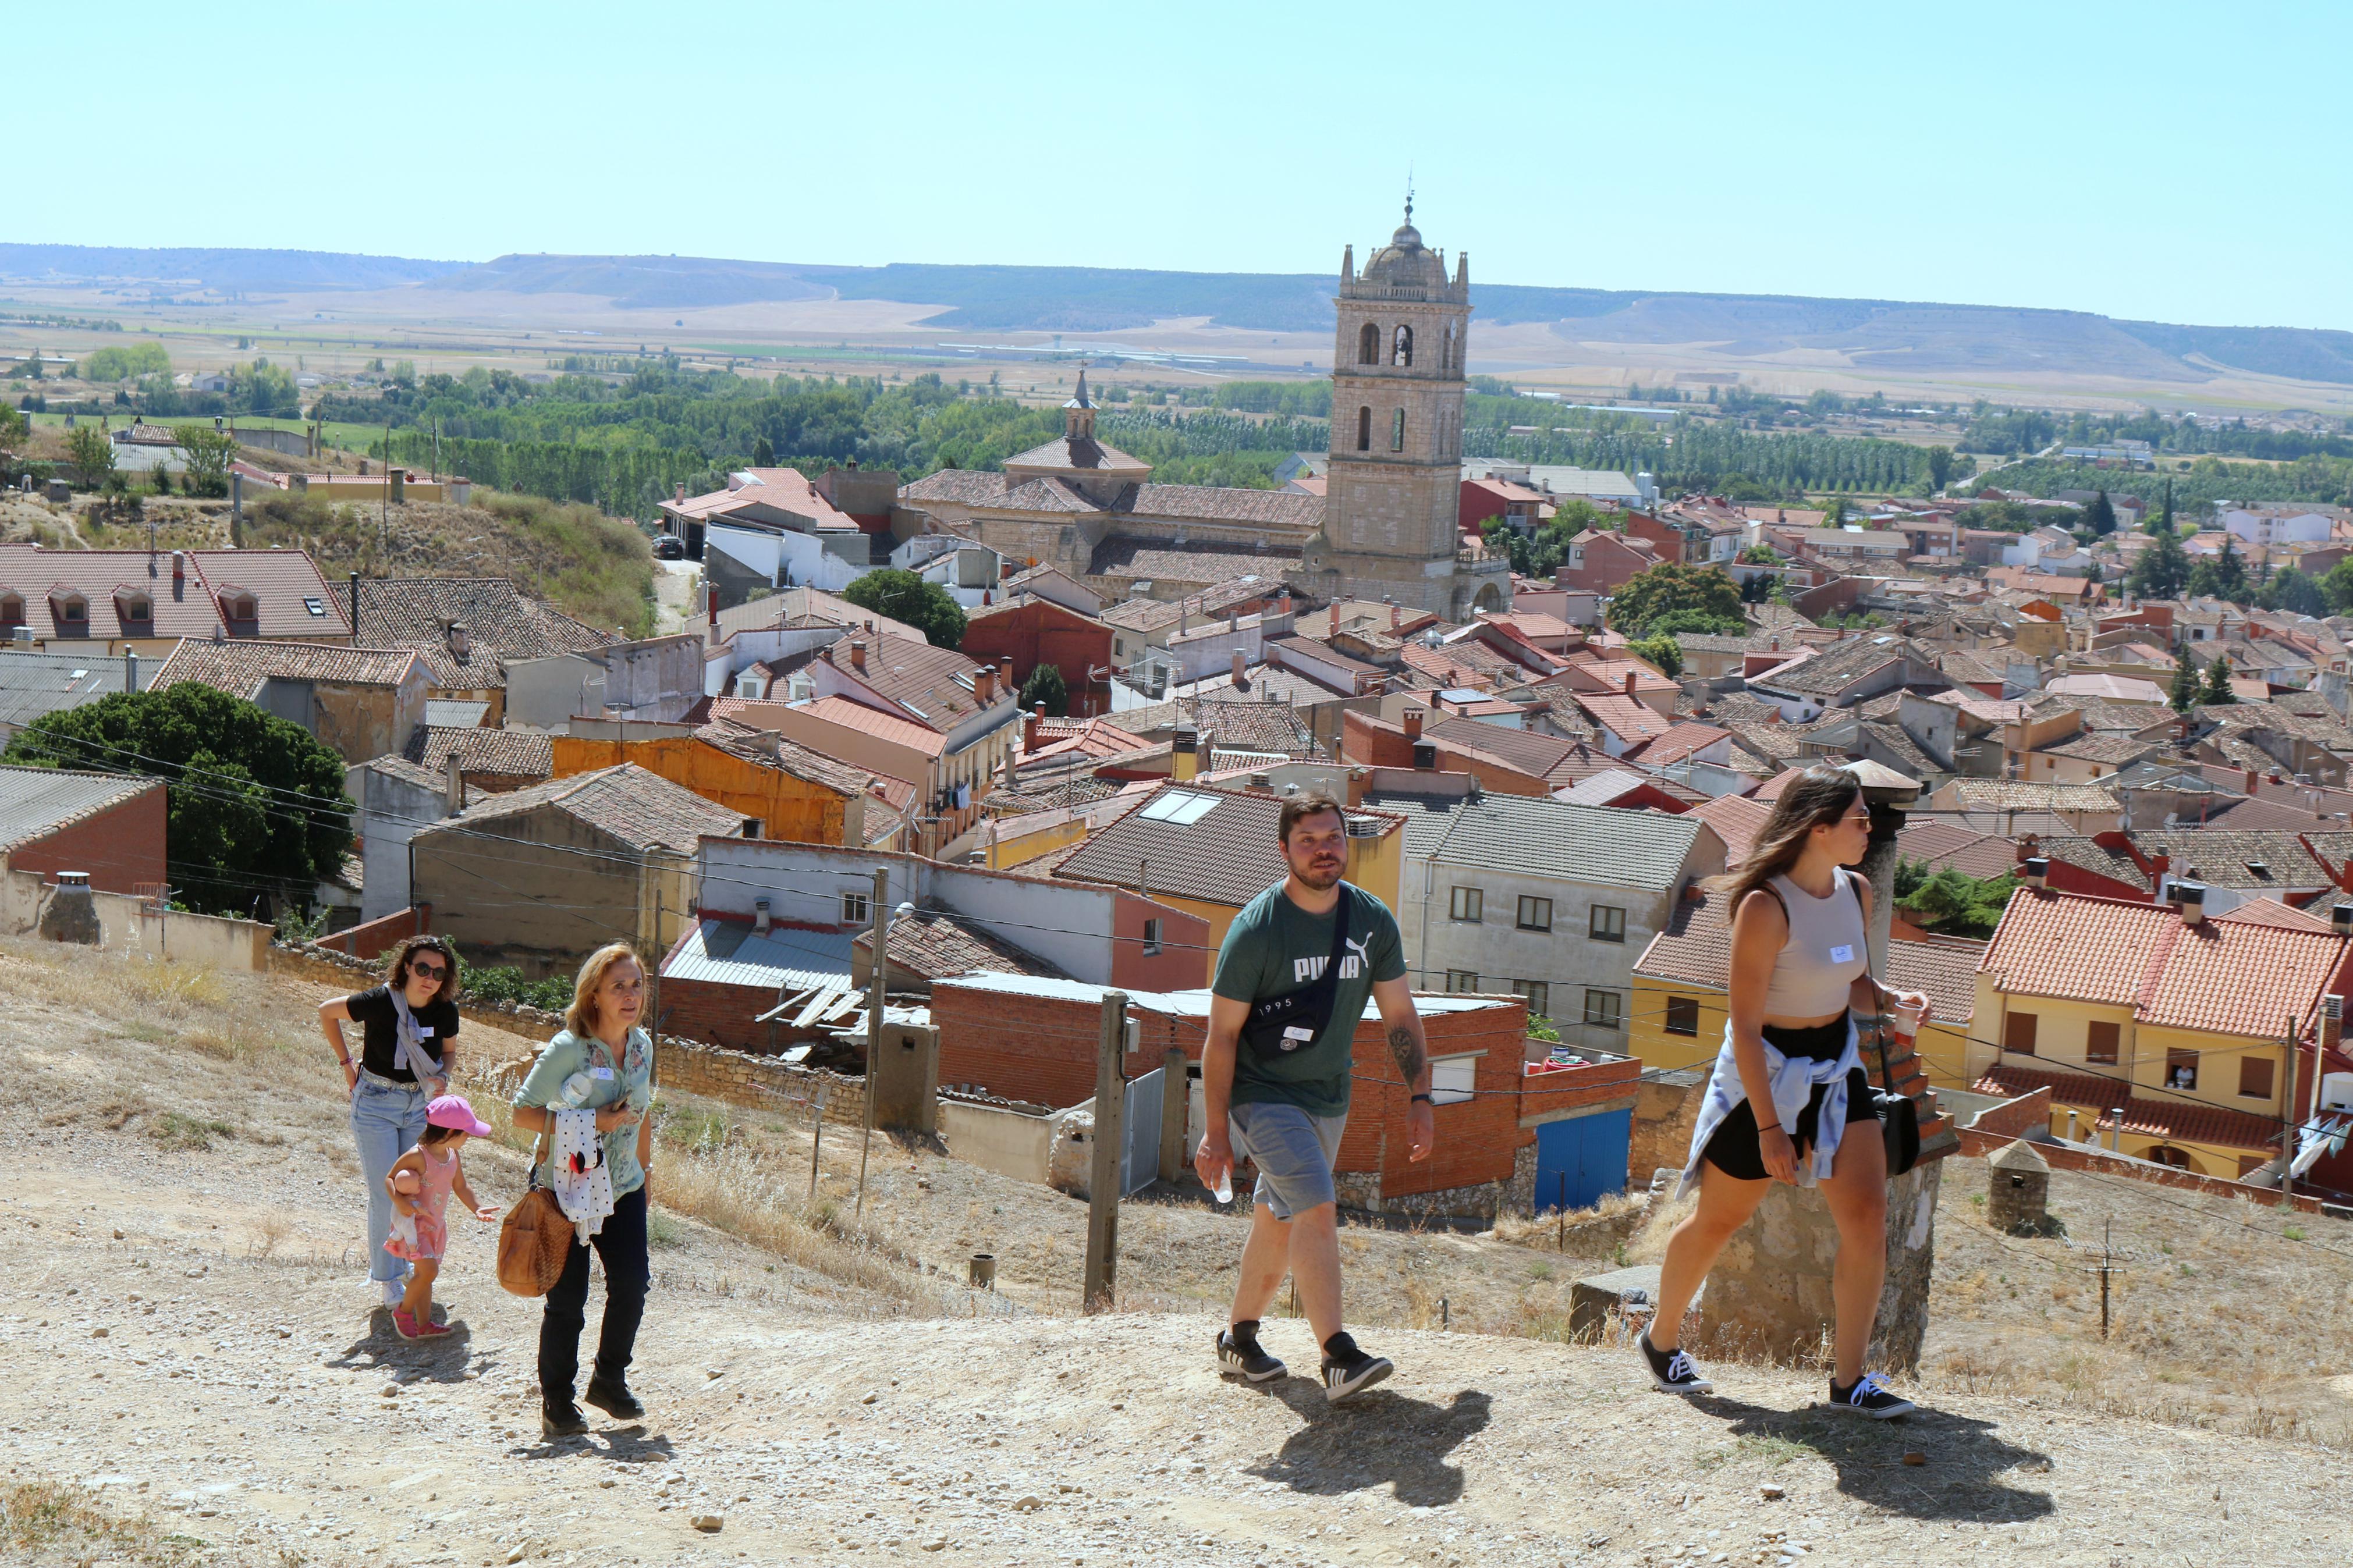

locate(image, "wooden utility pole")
(1083, 990), (1128, 1313)
(855, 867), (888, 1219)
(1157, 1044), (1188, 1183)
(2086, 1218), (2124, 1340)
(807, 1085), (828, 1203)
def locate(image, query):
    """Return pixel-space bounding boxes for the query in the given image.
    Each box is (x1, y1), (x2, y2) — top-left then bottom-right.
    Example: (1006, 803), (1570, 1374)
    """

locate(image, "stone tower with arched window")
(1297, 205), (1508, 618)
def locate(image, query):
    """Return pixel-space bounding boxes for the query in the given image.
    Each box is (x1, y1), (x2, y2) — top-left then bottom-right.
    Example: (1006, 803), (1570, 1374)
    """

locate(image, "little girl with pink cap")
(383, 1094), (500, 1340)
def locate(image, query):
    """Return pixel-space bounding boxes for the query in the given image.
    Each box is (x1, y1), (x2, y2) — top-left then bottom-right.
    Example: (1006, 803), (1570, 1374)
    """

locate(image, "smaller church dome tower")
(1063, 368), (1097, 443)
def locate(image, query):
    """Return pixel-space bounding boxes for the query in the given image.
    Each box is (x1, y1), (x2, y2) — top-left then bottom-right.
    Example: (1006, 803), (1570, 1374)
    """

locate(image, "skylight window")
(1138, 790), (1220, 826)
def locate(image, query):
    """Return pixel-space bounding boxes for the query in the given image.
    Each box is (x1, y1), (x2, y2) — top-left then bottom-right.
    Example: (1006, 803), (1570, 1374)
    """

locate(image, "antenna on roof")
(1403, 167), (1414, 226)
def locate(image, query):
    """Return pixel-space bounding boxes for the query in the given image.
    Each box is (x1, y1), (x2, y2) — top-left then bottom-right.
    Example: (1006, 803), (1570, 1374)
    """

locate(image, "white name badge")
(417, 1025), (434, 1037)
(1829, 945), (1855, 963)
(591, 1066), (616, 1081)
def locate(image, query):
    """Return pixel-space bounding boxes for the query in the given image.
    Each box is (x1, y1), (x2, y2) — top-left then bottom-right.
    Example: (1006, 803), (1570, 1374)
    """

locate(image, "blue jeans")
(350, 1075), (430, 1285)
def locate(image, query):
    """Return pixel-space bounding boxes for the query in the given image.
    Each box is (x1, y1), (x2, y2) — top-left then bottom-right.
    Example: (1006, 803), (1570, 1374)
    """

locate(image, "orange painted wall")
(551, 735), (850, 845)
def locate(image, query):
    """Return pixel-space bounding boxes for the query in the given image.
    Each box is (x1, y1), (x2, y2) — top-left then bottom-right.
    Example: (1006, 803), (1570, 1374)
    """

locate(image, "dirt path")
(6, 945), (2351, 1566)
(651, 559), (701, 637)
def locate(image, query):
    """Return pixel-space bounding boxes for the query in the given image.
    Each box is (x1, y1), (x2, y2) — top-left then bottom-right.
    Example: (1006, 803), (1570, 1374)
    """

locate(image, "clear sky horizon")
(13, 1), (2350, 331)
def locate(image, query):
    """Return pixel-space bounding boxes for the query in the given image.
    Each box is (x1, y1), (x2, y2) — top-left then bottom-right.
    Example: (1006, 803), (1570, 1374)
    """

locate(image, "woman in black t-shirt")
(318, 936), (464, 1315)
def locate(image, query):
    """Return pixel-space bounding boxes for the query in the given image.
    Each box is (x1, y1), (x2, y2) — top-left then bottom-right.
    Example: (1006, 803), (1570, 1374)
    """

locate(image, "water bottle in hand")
(1213, 1171), (1234, 1205)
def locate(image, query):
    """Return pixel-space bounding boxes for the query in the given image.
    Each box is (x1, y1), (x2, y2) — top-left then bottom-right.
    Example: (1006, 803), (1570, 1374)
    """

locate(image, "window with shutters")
(2085, 1021), (2119, 1065)
(1666, 997), (1700, 1036)
(2003, 1011), (2038, 1055)
(1430, 1054), (1476, 1105)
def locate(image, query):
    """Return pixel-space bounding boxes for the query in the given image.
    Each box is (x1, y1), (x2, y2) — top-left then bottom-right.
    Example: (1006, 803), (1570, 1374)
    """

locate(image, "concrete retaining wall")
(941, 1098), (1059, 1186)
(3, 870), (268, 970)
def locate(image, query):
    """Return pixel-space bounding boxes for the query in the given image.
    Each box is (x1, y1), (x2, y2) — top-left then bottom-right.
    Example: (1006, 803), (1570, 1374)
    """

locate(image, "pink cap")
(425, 1094), (492, 1137)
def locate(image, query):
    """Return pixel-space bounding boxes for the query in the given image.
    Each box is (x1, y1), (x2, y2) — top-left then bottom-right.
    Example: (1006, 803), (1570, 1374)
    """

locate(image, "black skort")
(1701, 1019), (1878, 1182)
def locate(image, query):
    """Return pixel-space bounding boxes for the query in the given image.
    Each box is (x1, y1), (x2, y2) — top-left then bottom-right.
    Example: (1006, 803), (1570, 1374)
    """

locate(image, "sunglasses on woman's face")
(409, 961), (448, 982)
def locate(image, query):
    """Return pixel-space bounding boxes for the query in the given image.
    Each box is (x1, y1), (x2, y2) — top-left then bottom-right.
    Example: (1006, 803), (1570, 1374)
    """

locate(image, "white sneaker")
(379, 1279), (405, 1307)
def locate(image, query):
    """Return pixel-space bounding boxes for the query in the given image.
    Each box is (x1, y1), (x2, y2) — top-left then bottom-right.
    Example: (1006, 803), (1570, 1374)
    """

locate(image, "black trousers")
(538, 1183), (649, 1400)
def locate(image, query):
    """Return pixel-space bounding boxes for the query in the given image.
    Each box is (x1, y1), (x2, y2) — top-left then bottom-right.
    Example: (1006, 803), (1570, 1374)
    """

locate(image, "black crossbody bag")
(1239, 891), (1351, 1057)
(1866, 1013), (1922, 1176)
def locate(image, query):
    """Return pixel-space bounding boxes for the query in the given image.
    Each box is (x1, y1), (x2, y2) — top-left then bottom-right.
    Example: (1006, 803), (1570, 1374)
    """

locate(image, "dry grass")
(0, 1480), (204, 1567)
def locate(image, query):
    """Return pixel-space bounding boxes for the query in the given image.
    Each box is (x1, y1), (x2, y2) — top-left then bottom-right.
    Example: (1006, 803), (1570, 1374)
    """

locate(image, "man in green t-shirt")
(1197, 790), (1432, 1402)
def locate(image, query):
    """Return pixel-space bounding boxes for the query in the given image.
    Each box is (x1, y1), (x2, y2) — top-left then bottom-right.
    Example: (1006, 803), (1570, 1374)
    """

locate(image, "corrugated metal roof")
(425, 699), (491, 727)
(660, 919), (854, 990)
(0, 765), (158, 852)
(0, 649), (155, 731)
(933, 971), (1521, 1022)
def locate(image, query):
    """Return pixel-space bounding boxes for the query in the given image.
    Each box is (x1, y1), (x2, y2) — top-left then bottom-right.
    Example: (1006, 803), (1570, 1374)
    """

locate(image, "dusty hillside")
(5, 941), (2351, 1567)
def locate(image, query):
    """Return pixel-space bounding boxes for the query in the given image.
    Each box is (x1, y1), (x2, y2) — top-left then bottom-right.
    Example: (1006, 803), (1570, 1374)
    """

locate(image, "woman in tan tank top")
(1636, 765), (1932, 1419)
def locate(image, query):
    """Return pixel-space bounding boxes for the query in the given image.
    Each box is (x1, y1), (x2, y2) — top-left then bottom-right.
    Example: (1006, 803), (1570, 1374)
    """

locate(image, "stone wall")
(1630, 1071), (1706, 1187)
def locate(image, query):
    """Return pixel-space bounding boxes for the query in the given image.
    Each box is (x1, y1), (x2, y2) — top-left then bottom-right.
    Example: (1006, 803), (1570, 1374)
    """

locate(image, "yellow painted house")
(551, 717), (903, 851)
(1630, 893), (1983, 1087)
(1969, 886), (2350, 1178)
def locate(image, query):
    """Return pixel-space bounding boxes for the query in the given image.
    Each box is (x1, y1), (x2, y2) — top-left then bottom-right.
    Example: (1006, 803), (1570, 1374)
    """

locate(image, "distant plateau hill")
(6, 243), (2352, 387)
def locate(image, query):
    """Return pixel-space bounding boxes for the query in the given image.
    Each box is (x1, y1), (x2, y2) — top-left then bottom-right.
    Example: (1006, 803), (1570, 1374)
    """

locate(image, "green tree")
(2323, 557), (2353, 615)
(1898, 866), (2018, 938)
(2169, 646), (2202, 714)
(0, 684), (352, 915)
(1923, 446), (1955, 491)
(1017, 662), (1069, 717)
(0, 403), (26, 471)
(1820, 496), (1848, 528)
(1604, 563), (1747, 637)
(2084, 490), (2117, 535)
(751, 435), (776, 467)
(2262, 566), (2326, 617)
(840, 567), (967, 650)
(2128, 527), (2191, 600)
(1627, 635), (1683, 679)
(80, 342), (171, 382)
(2186, 538), (2249, 603)
(64, 424), (115, 489)
(173, 424), (237, 498)
(2202, 655), (2237, 705)
(149, 460), (171, 495)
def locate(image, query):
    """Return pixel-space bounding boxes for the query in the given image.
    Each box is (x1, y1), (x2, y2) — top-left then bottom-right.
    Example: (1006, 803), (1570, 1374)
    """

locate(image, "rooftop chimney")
(1344, 766), (1368, 809)
(446, 621), (470, 660)
(1024, 702), (1043, 752)
(444, 762), (462, 817)
(1173, 723), (1200, 783)
(974, 664), (995, 705)
(1390, 604), (1402, 632)
(850, 638), (868, 673)
(675, 482), (686, 503)
(2022, 856), (2049, 891)
(2334, 904), (2353, 938)
(171, 550), (185, 584)
(1623, 670), (1637, 698)
(1231, 649), (1246, 685)
(2324, 993), (2345, 1057)
(1402, 707), (1425, 742)
(707, 585), (719, 631)
(2175, 880), (2207, 926)
(754, 898), (772, 934)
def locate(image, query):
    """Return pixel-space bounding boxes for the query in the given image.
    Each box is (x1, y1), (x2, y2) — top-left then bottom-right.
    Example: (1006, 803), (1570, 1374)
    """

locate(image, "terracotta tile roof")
(899, 469), (1013, 507)
(665, 468), (858, 530)
(355, 578), (615, 689)
(1130, 485), (1324, 529)
(1575, 692), (1674, 745)
(154, 638), (423, 696)
(1099, 577), (1283, 635)
(1686, 793), (1773, 866)
(2128, 829), (2333, 890)
(403, 724), (555, 782)
(2037, 731), (2162, 767)
(1635, 894), (1980, 1025)
(1899, 819), (2020, 881)
(0, 543), (349, 641)
(854, 907), (1066, 982)
(1419, 717), (1585, 783)
(2212, 897), (2338, 932)
(712, 587), (924, 645)
(1174, 698), (1318, 757)
(1051, 785), (1290, 908)
(1004, 435), (1151, 475)
(1978, 887), (2350, 1039)
(1399, 640), (1525, 691)
(1629, 721), (1732, 769)
(441, 762), (746, 855)
(693, 716), (872, 799)
(822, 633), (997, 735)
(714, 694), (947, 759)
(1088, 539), (1300, 588)
(1942, 780), (2121, 813)
(1973, 1063), (2283, 1153)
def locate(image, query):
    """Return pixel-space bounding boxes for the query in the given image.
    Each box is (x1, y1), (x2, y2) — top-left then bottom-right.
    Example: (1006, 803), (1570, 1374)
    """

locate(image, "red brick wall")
(1339, 711), (1549, 797)
(1622, 512), (1687, 566)
(928, 984), (1551, 1194)
(655, 974), (779, 1054)
(1967, 1086), (2052, 1140)
(959, 603), (1113, 717)
(7, 784), (166, 895)
(322, 904), (432, 961)
(1556, 535), (1654, 596)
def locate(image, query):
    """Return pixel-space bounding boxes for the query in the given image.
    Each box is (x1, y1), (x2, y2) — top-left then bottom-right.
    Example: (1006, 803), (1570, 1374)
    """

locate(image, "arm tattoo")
(1388, 1024), (1426, 1084)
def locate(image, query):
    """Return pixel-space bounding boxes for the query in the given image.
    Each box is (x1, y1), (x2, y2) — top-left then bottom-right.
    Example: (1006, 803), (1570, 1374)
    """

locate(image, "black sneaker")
(1318, 1332), (1394, 1404)
(1829, 1373), (1915, 1420)
(540, 1400), (590, 1439)
(1216, 1322), (1287, 1384)
(584, 1374), (645, 1420)
(1638, 1331), (1714, 1396)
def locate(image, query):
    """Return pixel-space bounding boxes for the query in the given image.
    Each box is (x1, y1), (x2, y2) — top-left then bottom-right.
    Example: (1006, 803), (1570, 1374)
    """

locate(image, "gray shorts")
(1229, 1101), (1347, 1220)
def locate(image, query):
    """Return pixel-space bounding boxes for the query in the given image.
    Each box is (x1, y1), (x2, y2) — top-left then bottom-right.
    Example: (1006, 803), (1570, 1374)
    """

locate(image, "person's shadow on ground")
(329, 1309), (485, 1386)
(526, 1425), (677, 1465)
(1245, 1382), (1491, 1506)
(1699, 1396), (2056, 1522)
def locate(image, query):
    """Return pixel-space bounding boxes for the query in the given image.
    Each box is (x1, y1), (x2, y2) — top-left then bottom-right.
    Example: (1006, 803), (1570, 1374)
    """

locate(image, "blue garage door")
(1534, 1109), (1631, 1214)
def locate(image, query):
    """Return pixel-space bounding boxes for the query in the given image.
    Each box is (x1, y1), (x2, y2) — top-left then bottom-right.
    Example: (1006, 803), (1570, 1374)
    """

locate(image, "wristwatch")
(1410, 1093), (1433, 1104)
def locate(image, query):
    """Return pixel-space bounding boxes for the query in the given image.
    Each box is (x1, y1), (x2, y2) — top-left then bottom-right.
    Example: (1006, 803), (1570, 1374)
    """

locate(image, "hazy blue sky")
(17, 1), (2351, 329)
